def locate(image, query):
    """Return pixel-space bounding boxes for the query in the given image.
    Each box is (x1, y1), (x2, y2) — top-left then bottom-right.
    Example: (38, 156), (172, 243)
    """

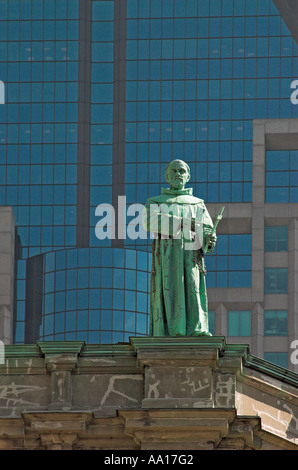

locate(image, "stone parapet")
(0, 337), (297, 450)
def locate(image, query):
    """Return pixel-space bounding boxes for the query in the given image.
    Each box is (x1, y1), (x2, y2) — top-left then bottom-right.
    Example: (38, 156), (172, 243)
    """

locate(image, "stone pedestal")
(130, 337), (236, 410)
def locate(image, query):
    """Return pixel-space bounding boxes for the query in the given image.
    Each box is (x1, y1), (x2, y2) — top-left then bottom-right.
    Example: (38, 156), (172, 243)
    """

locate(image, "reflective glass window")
(208, 311), (215, 335)
(265, 226), (288, 252)
(265, 268), (288, 294)
(264, 310), (288, 336)
(264, 352), (288, 369)
(228, 310), (251, 336)
(93, 1), (114, 20)
(208, 234), (251, 288)
(266, 151), (298, 202)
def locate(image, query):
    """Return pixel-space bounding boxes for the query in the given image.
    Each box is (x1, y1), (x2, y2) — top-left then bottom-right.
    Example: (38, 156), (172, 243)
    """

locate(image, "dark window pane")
(265, 226), (288, 252)
(264, 352), (288, 368)
(265, 268), (288, 294)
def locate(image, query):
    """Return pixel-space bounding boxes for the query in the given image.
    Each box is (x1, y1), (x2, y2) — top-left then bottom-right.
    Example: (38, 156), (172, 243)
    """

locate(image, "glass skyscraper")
(0, 0), (298, 370)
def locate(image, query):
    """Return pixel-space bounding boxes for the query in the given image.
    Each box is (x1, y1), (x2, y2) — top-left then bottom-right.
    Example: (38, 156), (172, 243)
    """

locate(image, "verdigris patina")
(143, 159), (218, 337)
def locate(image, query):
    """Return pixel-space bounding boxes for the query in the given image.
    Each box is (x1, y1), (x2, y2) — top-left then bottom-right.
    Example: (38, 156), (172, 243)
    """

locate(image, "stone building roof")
(0, 336), (297, 450)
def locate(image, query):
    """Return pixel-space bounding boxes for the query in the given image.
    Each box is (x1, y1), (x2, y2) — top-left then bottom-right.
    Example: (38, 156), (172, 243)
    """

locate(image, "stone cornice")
(1, 338), (298, 388)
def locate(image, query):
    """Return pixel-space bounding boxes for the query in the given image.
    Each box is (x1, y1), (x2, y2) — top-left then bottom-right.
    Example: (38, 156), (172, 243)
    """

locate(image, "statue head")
(165, 159), (190, 190)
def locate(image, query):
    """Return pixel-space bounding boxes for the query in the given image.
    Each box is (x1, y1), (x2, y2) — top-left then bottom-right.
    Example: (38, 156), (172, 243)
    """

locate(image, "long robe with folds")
(143, 187), (215, 337)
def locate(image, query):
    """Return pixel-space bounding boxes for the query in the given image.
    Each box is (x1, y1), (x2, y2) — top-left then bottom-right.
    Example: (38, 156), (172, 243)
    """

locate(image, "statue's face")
(167, 161), (189, 189)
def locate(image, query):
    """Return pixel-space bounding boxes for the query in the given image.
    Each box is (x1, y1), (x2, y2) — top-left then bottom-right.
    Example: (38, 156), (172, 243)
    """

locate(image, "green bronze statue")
(143, 159), (219, 337)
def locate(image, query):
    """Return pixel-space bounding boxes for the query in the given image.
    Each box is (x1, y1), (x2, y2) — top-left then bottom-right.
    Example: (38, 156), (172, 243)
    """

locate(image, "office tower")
(0, 0), (298, 372)
(0, 0), (151, 345)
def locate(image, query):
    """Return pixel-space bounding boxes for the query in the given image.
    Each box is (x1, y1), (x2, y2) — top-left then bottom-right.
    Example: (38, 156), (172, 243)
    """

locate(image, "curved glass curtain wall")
(25, 247), (151, 343)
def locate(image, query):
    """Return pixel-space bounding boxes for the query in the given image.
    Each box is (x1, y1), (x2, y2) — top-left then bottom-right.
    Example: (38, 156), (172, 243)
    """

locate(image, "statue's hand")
(204, 228), (217, 247)
(207, 234), (217, 245)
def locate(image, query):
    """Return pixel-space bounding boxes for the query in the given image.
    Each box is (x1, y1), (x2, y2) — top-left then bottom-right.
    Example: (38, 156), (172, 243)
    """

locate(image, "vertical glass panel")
(93, 1), (114, 20)
(264, 268), (288, 294)
(228, 311), (239, 336)
(265, 226), (288, 252)
(264, 310), (287, 336)
(228, 311), (251, 336)
(208, 310), (215, 335)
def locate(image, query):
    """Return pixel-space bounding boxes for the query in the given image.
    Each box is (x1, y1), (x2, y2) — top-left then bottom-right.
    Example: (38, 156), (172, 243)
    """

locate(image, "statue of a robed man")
(143, 159), (217, 337)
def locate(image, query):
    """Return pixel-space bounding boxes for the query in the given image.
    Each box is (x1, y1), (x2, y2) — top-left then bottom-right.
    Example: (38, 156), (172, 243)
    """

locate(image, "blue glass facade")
(207, 234), (251, 288)
(0, 0), (297, 348)
(90, 0), (114, 247)
(265, 225), (288, 252)
(266, 150), (298, 202)
(123, 0), (298, 227)
(25, 247), (150, 343)
(0, 0), (79, 257)
(0, 0), (80, 342)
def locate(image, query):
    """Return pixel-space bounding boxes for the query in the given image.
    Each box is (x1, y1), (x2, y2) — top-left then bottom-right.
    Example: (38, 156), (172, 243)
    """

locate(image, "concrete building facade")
(207, 118), (298, 374)
(0, 206), (15, 345)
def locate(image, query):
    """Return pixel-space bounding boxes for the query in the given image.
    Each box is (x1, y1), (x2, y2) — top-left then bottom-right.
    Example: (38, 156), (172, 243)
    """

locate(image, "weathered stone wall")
(0, 337), (297, 450)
